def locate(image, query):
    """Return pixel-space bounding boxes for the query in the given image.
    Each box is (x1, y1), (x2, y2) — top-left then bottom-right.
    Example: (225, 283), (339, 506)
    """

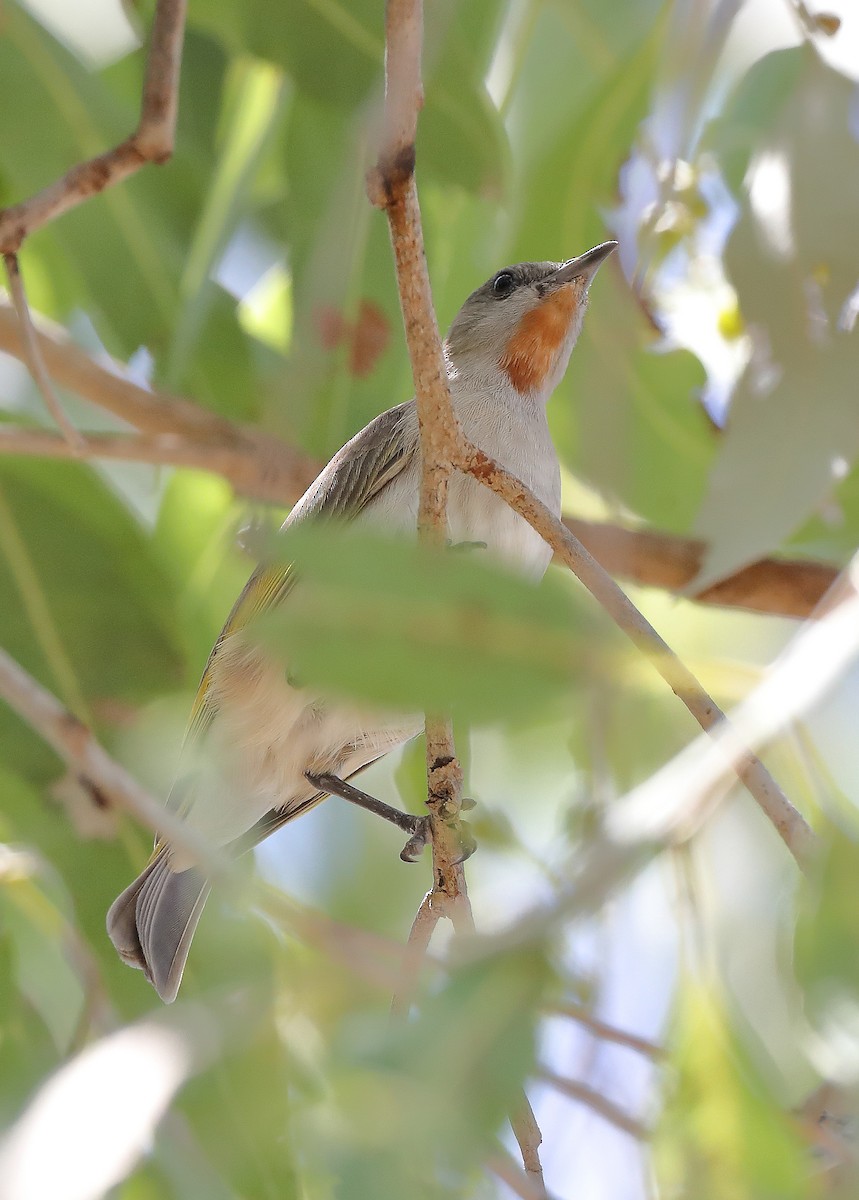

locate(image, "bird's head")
(445, 241), (617, 399)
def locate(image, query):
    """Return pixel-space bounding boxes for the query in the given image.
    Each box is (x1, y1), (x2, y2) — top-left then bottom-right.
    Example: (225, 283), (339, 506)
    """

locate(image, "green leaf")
(258, 524), (602, 722)
(315, 946), (550, 1200)
(704, 47), (805, 194)
(419, 1), (509, 198)
(655, 983), (807, 1200)
(789, 456), (859, 561)
(0, 458), (184, 780)
(192, 0), (384, 107)
(165, 58), (288, 390)
(795, 820), (859, 1010)
(398, 944), (550, 1157)
(694, 50), (859, 584)
(152, 468), (251, 678)
(509, 25), (713, 530)
(0, 7), (180, 349)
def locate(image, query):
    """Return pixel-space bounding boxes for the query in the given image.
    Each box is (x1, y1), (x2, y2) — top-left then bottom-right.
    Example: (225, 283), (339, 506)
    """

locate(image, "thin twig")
(564, 516), (838, 621)
(3, 255), (83, 451)
(0, 647), (221, 874)
(510, 1096), (547, 1197)
(0, 0), (188, 253)
(0, 426), (318, 502)
(370, 0), (469, 917)
(454, 441), (815, 870)
(608, 563), (859, 855)
(487, 1149), (561, 1200)
(389, 891), (441, 1020)
(539, 1068), (649, 1141)
(467, 574), (859, 961)
(0, 301), (262, 438)
(548, 1001), (664, 1060)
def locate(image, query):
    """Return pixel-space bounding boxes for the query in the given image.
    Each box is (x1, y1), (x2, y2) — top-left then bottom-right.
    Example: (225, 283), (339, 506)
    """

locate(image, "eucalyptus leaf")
(258, 524), (600, 722)
(694, 50), (859, 585)
(0, 458), (184, 780)
(795, 820), (859, 1010)
(655, 983), (806, 1200)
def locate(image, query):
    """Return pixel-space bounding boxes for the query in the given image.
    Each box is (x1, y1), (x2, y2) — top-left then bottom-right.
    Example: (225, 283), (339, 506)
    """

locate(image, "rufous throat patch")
(499, 285), (577, 393)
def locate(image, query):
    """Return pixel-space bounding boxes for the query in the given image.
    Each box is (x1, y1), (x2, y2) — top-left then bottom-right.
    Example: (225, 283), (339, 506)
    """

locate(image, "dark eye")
(492, 272), (516, 298)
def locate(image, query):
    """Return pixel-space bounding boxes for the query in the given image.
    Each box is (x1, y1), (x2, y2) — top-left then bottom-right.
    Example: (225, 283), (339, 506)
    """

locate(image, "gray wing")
(182, 400), (418, 750)
(294, 399), (417, 521)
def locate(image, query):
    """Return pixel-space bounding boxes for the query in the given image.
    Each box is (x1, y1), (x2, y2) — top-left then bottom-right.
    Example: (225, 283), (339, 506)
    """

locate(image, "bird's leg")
(305, 772), (478, 864)
(305, 771), (431, 862)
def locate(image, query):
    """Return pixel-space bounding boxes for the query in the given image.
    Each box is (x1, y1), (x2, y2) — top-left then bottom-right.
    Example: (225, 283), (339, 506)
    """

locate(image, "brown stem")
(510, 1096), (547, 1197)
(539, 1068), (649, 1140)
(0, 647), (219, 871)
(3, 255), (83, 451)
(548, 1001), (664, 1060)
(389, 891), (440, 1020)
(371, 0), (469, 919)
(565, 517), (838, 620)
(0, 0), (188, 253)
(455, 440), (815, 870)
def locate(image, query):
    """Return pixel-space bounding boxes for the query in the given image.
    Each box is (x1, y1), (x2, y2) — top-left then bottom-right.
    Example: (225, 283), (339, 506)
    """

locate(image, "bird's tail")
(106, 851), (210, 1003)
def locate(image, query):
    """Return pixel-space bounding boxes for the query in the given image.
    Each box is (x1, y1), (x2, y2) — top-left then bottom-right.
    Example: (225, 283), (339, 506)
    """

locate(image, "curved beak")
(539, 241), (618, 294)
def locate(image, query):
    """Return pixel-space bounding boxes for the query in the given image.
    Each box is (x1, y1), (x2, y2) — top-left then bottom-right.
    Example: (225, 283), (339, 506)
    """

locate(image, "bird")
(107, 240), (617, 1002)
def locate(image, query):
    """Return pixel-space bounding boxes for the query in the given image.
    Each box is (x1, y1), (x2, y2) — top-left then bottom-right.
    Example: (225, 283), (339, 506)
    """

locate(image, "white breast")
(452, 388), (560, 579)
(365, 386), (561, 580)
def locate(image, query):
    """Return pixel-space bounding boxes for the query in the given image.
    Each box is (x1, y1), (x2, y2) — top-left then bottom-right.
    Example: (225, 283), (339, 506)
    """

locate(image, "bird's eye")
(492, 272), (516, 298)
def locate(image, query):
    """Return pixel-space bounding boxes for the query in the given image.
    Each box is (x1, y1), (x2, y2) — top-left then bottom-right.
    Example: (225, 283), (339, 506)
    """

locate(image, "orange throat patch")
(499, 285), (578, 393)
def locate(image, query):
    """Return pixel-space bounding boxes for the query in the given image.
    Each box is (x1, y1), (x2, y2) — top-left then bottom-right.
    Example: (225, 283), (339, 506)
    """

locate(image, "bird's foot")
(306, 772), (426, 851)
(447, 818), (477, 864)
(399, 816), (431, 863)
(305, 772), (478, 865)
(401, 812), (477, 864)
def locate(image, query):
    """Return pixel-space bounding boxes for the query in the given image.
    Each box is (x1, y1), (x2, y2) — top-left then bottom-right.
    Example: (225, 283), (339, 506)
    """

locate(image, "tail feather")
(106, 853), (210, 1003)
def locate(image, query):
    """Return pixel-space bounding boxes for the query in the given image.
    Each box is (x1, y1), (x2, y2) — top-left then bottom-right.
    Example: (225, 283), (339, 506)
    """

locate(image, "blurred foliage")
(260, 523), (605, 722)
(655, 982), (807, 1199)
(1, 0), (858, 1198)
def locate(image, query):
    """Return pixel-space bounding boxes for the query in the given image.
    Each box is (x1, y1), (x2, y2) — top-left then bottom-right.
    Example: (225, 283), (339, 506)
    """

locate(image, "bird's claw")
(450, 818), (477, 864)
(399, 813), (478, 864)
(400, 816), (431, 863)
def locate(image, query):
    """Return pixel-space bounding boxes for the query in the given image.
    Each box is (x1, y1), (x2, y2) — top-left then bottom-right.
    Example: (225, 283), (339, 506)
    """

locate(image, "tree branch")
(548, 1000), (664, 1060)
(389, 890), (440, 1020)
(0, 647), (218, 870)
(539, 1068), (649, 1140)
(0, 426), (318, 502)
(370, 0), (469, 921)
(487, 1149), (560, 1200)
(0, 0), (188, 254)
(566, 517), (838, 620)
(510, 1097), (547, 1197)
(454, 441), (815, 870)
(607, 564), (859, 855)
(3, 255), (83, 451)
(0, 300), (321, 502)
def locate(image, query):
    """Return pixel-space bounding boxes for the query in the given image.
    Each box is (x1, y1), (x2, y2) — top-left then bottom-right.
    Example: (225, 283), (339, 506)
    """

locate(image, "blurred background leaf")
(260, 524), (605, 722)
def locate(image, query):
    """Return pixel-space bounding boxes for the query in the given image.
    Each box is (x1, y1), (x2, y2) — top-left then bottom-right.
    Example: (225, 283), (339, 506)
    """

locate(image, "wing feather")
(181, 401), (416, 751)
